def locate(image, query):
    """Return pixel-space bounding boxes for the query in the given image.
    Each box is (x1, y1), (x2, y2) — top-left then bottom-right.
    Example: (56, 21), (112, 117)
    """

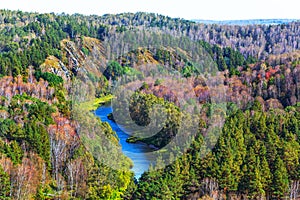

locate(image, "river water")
(94, 104), (156, 179)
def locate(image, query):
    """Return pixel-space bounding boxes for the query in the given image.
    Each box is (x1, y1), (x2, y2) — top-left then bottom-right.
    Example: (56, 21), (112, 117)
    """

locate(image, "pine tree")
(0, 165), (11, 199)
(271, 156), (289, 198)
(239, 146), (264, 198)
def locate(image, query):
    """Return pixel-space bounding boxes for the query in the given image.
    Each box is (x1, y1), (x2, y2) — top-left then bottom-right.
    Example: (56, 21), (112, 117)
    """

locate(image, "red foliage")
(49, 114), (77, 138)
(265, 67), (279, 80)
(0, 75), (55, 104)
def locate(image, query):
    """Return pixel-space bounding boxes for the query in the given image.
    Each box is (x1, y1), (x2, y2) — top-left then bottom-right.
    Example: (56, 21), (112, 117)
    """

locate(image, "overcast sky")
(1, 0), (299, 20)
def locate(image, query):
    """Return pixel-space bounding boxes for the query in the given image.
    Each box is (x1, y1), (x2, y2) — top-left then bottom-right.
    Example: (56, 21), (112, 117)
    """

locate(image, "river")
(94, 104), (156, 179)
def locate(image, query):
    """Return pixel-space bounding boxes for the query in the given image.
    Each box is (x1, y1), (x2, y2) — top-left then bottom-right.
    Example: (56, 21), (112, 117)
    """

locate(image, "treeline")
(46, 11), (300, 59)
(95, 12), (300, 59)
(129, 101), (300, 199)
(1, 10), (300, 64)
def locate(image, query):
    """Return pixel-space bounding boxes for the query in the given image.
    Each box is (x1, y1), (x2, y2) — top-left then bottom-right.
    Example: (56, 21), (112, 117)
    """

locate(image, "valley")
(0, 9), (299, 199)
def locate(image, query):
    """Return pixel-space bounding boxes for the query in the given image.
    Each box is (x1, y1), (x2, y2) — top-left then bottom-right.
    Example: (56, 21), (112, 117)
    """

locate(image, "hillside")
(0, 9), (299, 199)
(192, 19), (299, 25)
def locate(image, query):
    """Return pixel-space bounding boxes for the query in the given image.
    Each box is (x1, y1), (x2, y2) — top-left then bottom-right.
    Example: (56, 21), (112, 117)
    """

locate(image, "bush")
(35, 70), (63, 87)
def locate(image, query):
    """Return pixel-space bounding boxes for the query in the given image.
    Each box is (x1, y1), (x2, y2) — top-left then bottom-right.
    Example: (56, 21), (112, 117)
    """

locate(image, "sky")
(1, 0), (300, 21)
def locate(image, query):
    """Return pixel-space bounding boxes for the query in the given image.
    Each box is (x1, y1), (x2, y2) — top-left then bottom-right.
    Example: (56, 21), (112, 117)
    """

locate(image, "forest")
(0, 9), (299, 199)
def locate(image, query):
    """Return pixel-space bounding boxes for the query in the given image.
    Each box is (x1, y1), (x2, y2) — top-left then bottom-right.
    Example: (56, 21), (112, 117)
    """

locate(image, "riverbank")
(104, 111), (160, 149)
(126, 136), (159, 150)
(77, 95), (157, 178)
(94, 105), (157, 178)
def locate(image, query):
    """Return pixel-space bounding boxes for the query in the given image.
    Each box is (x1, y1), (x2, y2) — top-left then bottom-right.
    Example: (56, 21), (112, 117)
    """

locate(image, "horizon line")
(1, 8), (300, 22)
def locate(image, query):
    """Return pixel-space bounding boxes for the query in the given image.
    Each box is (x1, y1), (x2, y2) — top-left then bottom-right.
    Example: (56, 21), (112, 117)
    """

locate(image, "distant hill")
(192, 19), (299, 25)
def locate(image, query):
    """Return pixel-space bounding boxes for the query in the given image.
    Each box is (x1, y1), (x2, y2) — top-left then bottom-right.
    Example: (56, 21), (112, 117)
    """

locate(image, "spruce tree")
(271, 156), (289, 198)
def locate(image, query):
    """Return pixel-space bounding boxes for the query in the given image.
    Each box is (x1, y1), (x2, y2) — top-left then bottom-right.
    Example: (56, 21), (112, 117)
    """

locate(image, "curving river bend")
(94, 104), (156, 179)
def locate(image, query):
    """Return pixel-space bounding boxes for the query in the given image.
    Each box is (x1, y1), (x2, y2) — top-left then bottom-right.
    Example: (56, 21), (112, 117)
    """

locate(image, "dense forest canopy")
(0, 9), (299, 199)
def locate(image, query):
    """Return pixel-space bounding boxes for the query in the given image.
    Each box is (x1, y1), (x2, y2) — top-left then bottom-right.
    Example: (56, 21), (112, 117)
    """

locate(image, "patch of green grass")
(79, 95), (114, 111)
